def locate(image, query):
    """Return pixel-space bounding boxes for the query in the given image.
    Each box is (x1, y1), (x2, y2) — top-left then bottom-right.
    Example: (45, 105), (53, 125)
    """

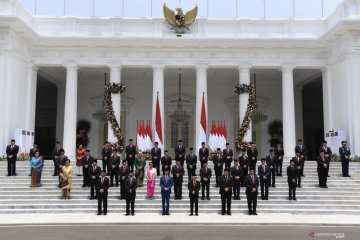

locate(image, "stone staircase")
(0, 160), (360, 215)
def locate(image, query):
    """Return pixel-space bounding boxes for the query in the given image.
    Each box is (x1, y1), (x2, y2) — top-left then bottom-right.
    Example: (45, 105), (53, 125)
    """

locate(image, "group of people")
(3, 137), (353, 216)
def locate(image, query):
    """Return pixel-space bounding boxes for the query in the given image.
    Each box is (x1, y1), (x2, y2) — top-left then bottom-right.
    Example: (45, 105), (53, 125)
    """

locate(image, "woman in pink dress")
(146, 162), (157, 199)
(76, 145), (86, 176)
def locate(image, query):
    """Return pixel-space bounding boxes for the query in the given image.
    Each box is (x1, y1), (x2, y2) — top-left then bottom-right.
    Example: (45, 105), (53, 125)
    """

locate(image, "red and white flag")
(145, 120), (153, 151)
(209, 121), (216, 152)
(154, 94), (163, 149)
(198, 93), (207, 149)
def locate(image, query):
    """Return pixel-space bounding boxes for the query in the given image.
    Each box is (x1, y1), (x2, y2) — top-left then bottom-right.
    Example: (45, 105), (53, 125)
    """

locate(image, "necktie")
(226, 176), (228, 182)
(263, 165), (265, 173)
(166, 176), (168, 186)
(93, 166), (96, 172)
(193, 181), (196, 187)
(252, 176), (254, 183)
(101, 177), (104, 184)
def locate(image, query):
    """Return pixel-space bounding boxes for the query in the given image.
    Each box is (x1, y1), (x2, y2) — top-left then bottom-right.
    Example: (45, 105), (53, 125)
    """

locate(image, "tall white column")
(195, 65), (208, 150)
(238, 66), (252, 142)
(25, 63), (38, 131)
(107, 65), (122, 143)
(322, 66), (333, 134)
(152, 65), (165, 152)
(63, 64), (78, 157)
(282, 66), (296, 158)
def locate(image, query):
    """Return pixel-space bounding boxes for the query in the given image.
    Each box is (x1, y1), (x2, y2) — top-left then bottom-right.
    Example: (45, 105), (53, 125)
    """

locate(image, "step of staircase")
(0, 160), (359, 215)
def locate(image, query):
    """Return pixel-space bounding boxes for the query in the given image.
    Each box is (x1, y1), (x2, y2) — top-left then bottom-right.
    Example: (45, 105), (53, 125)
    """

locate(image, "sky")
(19, 0), (343, 19)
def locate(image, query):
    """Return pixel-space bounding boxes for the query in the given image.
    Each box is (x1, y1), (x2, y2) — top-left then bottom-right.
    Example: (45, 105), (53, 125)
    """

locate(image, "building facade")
(0, 0), (360, 158)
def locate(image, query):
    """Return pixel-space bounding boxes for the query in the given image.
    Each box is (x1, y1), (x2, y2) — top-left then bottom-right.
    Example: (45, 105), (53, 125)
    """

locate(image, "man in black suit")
(239, 148), (249, 187)
(186, 147), (197, 182)
(200, 162), (212, 200)
(295, 139), (307, 177)
(161, 150), (172, 175)
(245, 169), (259, 215)
(213, 148), (224, 187)
(125, 139), (137, 172)
(339, 140), (351, 177)
(175, 139), (186, 166)
(151, 142), (161, 176)
(125, 171), (137, 216)
(231, 159), (243, 200)
(287, 159), (298, 200)
(29, 143), (39, 176)
(223, 143), (233, 170)
(55, 150), (68, 178)
(274, 143), (284, 176)
(89, 160), (101, 199)
(119, 160), (130, 199)
(96, 170), (110, 215)
(81, 149), (94, 187)
(219, 169), (233, 215)
(258, 158), (270, 200)
(199, 142), (209, 164)
(319, 140), (332, 177)
(6, 139), (19, 176)
(171, 159), (185, 200)
(188, 174), (200, 216)
(101, 142), (112, 174)
(292, 151), (304, 188)
(52, 141), (63, 176)
(266, 149), (276, 187)
(110, 150), (120, 187)
(317, 150), (329, 188)
(247, 142), (258, 171)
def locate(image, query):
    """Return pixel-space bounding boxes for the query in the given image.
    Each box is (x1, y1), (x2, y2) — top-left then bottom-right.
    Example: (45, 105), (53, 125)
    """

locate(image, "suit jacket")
(29, 148), (39, 158)
(317, 156), (330, 172)
(258, 164), (270, 180)
(245, 175), (259, 195)
(171, 165), (185, 182)
(247, 147), (258, 161)
(199, 147), (209, 162)
(96, 177), (110, 194)
(81, 155), (94, 168)
(175, 145), (186, 160)
(6, 145), (19, 160)
(125, 177), (138, 197)
(89, 165), (101, 180)
(266, 155), (276, 168)
(292, 156), (304, 170)
(223, 148), (233, 164)
(186, 154), (197, 170)
(319, 146), (332, 157)
(339, 147), (351, 160)
(161, 156), (172, 170)
(213, 153), (224, 173)
(239, 155), (249, 169)
(102, 147), (112, 160)
(55, 155), (68, 167)
(160, 175), (173, 196)
(125, 145), (137, 161)
(295, 145), (307, 159)
(119, 165), (130, 179)
(188, 180), (201, 198)
(151, 147), (161, 161)
(110, 156), (121, 168)
(53, 147), (64, 159)
(200, 167), (212, 181)
(230, 165), (243, 180)
(274, 147), (284, 161)
(287, 166), (298, 186)
(219, 175), (233, 195)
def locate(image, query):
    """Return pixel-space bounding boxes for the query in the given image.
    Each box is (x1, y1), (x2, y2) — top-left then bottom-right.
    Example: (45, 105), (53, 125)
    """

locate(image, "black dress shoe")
(82, 185), (86, 188)
(207, 197), (210, 200)
(201, 197), (205, 200)
(125, 213), (130, 216)
(293, 197), (297, 200)
(324, 186), (328, 188)
(131, 213), (134, 216)
(227, 212), (231, 216)
(249, 211), (253, 215)
(253, 212), (257, 215)
(298, 185), (302, 188)
(97, 212), (102, 215)
(162, 213), (165, 216)
(272, 185), (275, 188)
(166, 213), (170, 215)
(104, 212), (107, 215)
(221, 212), (225, 215)
(190, 213), (193, 216)
(289, 197), (292, 200)
(195, 213), (198, 216)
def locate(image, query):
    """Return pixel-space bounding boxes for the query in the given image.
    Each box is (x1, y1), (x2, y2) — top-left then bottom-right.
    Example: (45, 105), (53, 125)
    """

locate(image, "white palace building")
(0, 0), (360, 159)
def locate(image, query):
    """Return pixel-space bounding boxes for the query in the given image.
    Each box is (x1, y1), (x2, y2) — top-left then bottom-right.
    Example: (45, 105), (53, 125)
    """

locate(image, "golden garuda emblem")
(163, 4), (198, 34)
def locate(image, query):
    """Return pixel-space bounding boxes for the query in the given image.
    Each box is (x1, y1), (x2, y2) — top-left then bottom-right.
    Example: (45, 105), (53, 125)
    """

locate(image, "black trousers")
(241, 168), (248, 187)
(289, 186), (296, 198)
(126, 195), (135, 214)
(187, 168), (196, 182)
(53, 159), (58, 175)
(221, 194), (232, 214)
(318, 169), (328, 187)
(174, 180), (182, 199)
(269, 167), (276, 186)
(276, 160), (283, 175)
(102, 159), (109, 173)
(83, 167), (90, 186)
(127, 159), (135, 172)
(120, 180), (126, 199)
(110, 169), (119, 186)
(233, 180), (241, 199)
(297, 171), (302, 187)
(90, 180), (97, 198)
(215, 170), (222, 186)
(201, 180), (210, 198)
(225, 162), (232, 170)
(247, 193), (257, 213)
(190, 196), (198, 214)
(260, 178), (269, 198)
(7, 159), (16, 175)
(152, 159), (160, 176)
(97, 192), (108, 214)
(249, 160), (257, 171)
